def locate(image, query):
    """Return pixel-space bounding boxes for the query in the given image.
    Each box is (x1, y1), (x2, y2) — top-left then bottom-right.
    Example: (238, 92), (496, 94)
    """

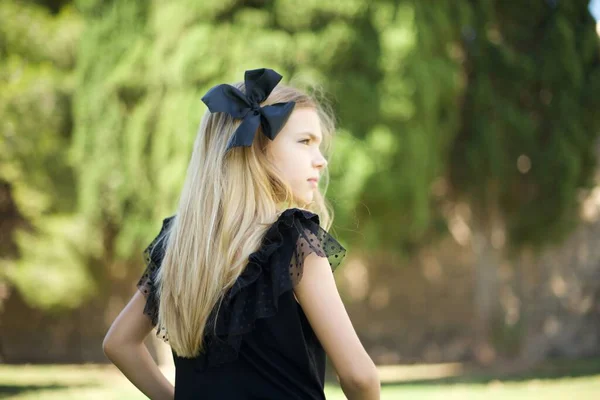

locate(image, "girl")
(102, 68), (380, 400)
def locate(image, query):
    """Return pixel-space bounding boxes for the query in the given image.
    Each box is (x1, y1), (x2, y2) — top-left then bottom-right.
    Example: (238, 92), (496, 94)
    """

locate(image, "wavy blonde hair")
(152, 81), (336, 357)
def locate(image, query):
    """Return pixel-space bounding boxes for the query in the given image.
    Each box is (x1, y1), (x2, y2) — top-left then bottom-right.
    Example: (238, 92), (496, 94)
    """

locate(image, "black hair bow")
(201, 68), (296, 151)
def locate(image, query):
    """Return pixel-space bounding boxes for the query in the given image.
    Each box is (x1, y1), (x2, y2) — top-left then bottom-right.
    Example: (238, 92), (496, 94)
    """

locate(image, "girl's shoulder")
(145, 207), (341, 262)
(268, 207), (321, 236)
(276, 207), (319, 221)
(152, 207), (315, 234)
(144, 207), (338, 262)
(246, 206), (345, 278)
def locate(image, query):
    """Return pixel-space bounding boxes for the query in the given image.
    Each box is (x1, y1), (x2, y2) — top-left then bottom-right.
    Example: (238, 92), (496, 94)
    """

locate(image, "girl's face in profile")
(267, 107), (328, 207)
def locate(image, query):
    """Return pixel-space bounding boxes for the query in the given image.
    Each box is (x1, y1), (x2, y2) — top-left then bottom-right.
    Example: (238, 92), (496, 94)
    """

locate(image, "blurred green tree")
(0, 0), (93, 311)
(442, 1), (600, 359)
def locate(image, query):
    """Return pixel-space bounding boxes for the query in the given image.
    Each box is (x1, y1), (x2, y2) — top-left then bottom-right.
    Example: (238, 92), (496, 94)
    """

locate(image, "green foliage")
(0, 1), (81, 216)
(4, 0), (600, 311)
(5, 215), (100, 309)
(0, 0), (89, 310)
(447, 1), (600, 251)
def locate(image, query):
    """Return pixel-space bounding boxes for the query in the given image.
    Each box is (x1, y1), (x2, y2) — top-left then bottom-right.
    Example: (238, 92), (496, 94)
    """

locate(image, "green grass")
(1, 360), (600, 399)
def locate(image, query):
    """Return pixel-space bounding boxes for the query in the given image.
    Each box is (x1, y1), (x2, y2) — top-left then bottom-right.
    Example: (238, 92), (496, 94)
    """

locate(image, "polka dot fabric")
(289, 216), (346, 287)
(136, 216), (174, 343)
(136, 208), (346, 370)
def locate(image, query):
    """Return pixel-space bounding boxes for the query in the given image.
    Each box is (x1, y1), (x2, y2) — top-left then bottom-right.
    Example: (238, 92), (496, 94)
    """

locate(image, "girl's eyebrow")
(298, 131), (322, 144)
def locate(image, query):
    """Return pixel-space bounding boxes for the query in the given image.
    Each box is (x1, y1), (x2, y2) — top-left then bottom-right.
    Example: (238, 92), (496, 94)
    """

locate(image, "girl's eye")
(299, 139), (310, 145)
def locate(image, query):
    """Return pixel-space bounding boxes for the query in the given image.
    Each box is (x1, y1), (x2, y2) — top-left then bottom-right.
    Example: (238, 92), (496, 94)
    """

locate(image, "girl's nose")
(314, 152), (328, 170)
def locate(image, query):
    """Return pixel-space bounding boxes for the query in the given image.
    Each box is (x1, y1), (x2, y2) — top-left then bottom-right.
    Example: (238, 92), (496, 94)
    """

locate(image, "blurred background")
(2, 0), (600, 398)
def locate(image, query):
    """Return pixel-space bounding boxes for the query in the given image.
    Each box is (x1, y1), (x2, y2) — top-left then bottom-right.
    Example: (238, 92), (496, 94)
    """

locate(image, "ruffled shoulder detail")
(203, 207), (346, 369)
(136, 216), (175, 341)
(136, 208), (347, 368)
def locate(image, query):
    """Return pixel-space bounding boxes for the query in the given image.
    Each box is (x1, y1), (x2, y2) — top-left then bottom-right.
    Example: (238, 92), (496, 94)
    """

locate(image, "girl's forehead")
(280, 108), (322, 138)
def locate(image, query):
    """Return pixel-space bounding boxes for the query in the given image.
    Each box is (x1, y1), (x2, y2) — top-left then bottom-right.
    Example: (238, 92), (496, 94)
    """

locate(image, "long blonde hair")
(153, 81), (336, 357)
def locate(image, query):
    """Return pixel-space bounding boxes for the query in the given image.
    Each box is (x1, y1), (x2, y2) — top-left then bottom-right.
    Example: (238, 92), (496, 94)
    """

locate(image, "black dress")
(137, 208), (347, 399)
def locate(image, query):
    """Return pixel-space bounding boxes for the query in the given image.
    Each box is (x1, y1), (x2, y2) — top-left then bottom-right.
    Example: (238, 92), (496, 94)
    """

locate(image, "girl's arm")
(294, 253), (381, 400)
(103, 290), (175, 400)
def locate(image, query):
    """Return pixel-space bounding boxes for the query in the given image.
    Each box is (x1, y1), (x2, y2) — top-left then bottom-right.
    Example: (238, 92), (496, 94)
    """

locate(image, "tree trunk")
(470, 196), (505, 364)
(471, 223), (501, 364)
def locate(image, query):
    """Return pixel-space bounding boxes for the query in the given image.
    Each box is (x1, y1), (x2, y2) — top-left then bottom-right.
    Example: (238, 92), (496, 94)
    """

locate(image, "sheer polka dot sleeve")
(137, 247), (160, 327)
(288, 212), (346, 287)
(136, 216), (174, 330)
